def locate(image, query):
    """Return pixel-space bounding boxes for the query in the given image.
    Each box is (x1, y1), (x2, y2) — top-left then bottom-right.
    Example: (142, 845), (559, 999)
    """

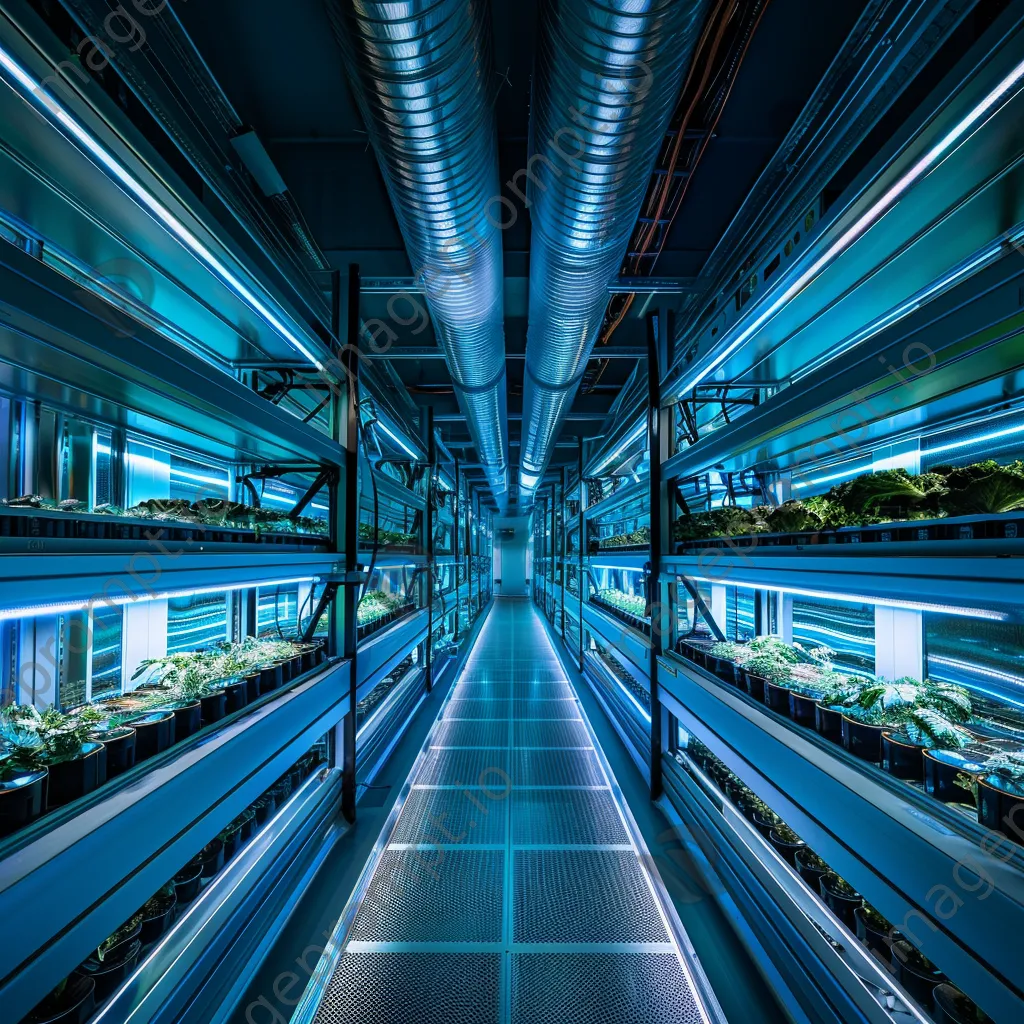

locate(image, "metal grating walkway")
(301, 599), (721, 1024)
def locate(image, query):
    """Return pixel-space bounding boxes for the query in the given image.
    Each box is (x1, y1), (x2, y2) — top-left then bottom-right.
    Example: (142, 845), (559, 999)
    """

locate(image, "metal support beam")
(341, 265), (361, 823)
(423, 407), (436, 693)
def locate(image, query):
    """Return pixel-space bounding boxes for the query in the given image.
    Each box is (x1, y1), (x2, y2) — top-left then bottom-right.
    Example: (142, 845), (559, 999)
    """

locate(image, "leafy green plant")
(597, 589), (648, 619)
(96, 913), (142, 962)
(771, 824), (802, 844)
(838, 677), (973, 748)
(859, 902), (890, 933)
(938, 460), (1024, 515)
(823, 872), (860, 898)
(1, 704), (103, 765)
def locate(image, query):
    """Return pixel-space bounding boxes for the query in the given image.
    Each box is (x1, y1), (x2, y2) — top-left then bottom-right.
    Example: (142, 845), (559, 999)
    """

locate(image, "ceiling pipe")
(517, 0), (712, 504)
(325, 0), (509, 505)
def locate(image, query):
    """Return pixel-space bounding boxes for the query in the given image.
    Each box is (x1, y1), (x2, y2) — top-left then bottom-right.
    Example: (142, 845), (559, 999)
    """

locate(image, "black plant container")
(854, 906), (894, 960)
(140, 891), (177, 946)
(768, 828), (805, 866)
(254, 793), (276, 825)
(977, 774), (1024, 845)
(923, 748), (985, 803)
(842, 716), (884, 763)
(242, 674), (262, 705)
(130, 711), (175, 762)
(750, 810), (778, 840)
(200, 838), (225, 878)
(881, 731), (925, 781)
(220, 823), (242, 862)
(173, 860), (203, 904)
(199, 690), (227, 727)
(819, 875), (862, 929)
(166, 700), (202, 741)
(932, 984), (993, 1024)
(677, 642), (707, 669)
(794, 848), (827, 892)
(238, 810), (256, 844)
(815, 703), (844, 744)
(97, 916), (142, 966)
(707, 656), (736, 684)
(26, 974), (95, 1024)
(742, 672), (767, 703)
(891, 940), (947, 1006)
(77, 938), (142, 1002)
(46, 742), (106, 809)
(764, 682), (792, 716)
(257, 662), (284, 695)
(91, 727), (136, 779)
(218, 678), (250, 714)
(0, 767), (47, 836)
(788, 691), (819, 728)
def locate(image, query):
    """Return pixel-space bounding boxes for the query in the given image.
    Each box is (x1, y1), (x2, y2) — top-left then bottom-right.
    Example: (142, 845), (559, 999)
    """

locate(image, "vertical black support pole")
(423, 407), (436, 692)
(341, 265), (360, 823)
(577, 440), (585, 670)
(454, 458), (461, 641)
(648, 308), (671, 801)
(559, 467), (566, 639)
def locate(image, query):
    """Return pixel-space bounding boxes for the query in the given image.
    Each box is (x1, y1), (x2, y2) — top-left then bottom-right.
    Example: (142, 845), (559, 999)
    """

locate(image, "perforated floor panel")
(310, 599), (711, 1024)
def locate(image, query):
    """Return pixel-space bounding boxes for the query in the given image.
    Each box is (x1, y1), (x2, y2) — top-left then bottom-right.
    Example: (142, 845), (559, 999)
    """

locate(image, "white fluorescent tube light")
(0, 576), (319, 623)
(679, 56), (1024, 397)
(591, 564), (646, 573)
(593, 420), (646, 475)
(792, 464), (871, 490)
(375, 420), (420, 459)
(926, 421), (1024, 455)
(0, 46), (325, 370)
(685, 576), (1007, 621)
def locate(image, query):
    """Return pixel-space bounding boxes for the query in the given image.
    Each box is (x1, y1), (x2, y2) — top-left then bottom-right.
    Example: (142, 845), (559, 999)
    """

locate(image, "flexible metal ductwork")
(325, 0), (509, 502)
(518, 0), (712, 502)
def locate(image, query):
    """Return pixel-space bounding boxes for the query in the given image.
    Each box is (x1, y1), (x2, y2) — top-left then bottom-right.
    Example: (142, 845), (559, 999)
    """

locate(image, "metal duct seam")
(518, 0), (712, 501)
(325, 0), (509, 501)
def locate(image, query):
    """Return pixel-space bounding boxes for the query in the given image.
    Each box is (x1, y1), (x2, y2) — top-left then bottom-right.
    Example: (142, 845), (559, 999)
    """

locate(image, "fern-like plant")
(838, 677), (973, 748)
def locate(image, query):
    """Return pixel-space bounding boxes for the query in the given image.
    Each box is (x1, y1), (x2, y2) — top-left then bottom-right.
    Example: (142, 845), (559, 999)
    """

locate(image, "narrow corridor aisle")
(297, 598), (723, 1024)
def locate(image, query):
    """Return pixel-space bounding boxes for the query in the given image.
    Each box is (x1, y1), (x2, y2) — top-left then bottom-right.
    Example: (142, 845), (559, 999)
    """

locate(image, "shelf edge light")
(0, 576), (319, 623)
(593, 419), (646, 476)
(684, 576), (1008, 621)
(678, 55), (1024, 397)
(0, 45), (325, 371)
(375, 420), (420, 460)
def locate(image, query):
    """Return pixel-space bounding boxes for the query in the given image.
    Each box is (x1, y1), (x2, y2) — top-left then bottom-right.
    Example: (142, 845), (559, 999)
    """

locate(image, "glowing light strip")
(685, 576), (1007, 621)
(927, 655), (1022, 686)
(591, 563), (646, 572)
(926, 421), (1024, 456)
(375, 420), (420, 459)
(0, 46), (324, 370)
(593, 420), (646, 475)
(0, 576), (318, 623)
(679, 56), (1024, 396)
(792, 464), (871, 490)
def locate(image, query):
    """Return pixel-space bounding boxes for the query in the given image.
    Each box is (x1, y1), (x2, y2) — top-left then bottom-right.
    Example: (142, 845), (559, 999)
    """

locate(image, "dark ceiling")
(176, 0), (871, 489)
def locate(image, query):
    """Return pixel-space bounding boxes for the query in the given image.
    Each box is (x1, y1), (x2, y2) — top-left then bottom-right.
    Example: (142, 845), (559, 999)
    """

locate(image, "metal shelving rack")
(532, 7), (1024, 1024)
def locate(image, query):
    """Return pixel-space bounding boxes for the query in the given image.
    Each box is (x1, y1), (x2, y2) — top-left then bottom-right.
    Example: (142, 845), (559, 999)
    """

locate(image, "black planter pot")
(794, 848), (827, 892)
(216, 677), (250, 714)
(815, 703), (844, 744)
(253, 795), (275, 825)
(288, 764), (305, 792)
(881, 731), (926, 781)
(750, 811), (778, 839)
(129, 711), (175, 762)
(788, 691), (819, 728)
(91, 727), (136, 779)
(768, 828), (805, 866)
(220, 824), (242, 862)
(977, 775), (1024, 845)
(165, 700), (202, 741)
(140, 891), (177, 946)
(707, 656), (736, 684)
(272, 780), (292, 805)
(199, 690), (227, 727)
(200, 838), (225, 878)
(257, 662), (284, 695)
(677, 641), (707, 669)
(855, 906), (894, 960)
(923, 748), (986, 803)
(932, 983), (993, 1024)
(97, 916), (142, 966)
(237, 810), (256, 844)
(891, 940), (947, 1006)
(842, 716), (884, 762)
(173, 860), (203, 904)
(46, 742), (106, 809)
(742, 671), (767, 703)
(77, 938), (142, 1002)
(0, 767), (48, 837)
(819, 876), (862, 929)
(764, 682), (792, 716)
(26, 974), (95, 1024)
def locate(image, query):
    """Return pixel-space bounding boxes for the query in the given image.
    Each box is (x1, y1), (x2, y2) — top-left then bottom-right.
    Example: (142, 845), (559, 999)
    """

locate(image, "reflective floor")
(306, 598), (719, 1024)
